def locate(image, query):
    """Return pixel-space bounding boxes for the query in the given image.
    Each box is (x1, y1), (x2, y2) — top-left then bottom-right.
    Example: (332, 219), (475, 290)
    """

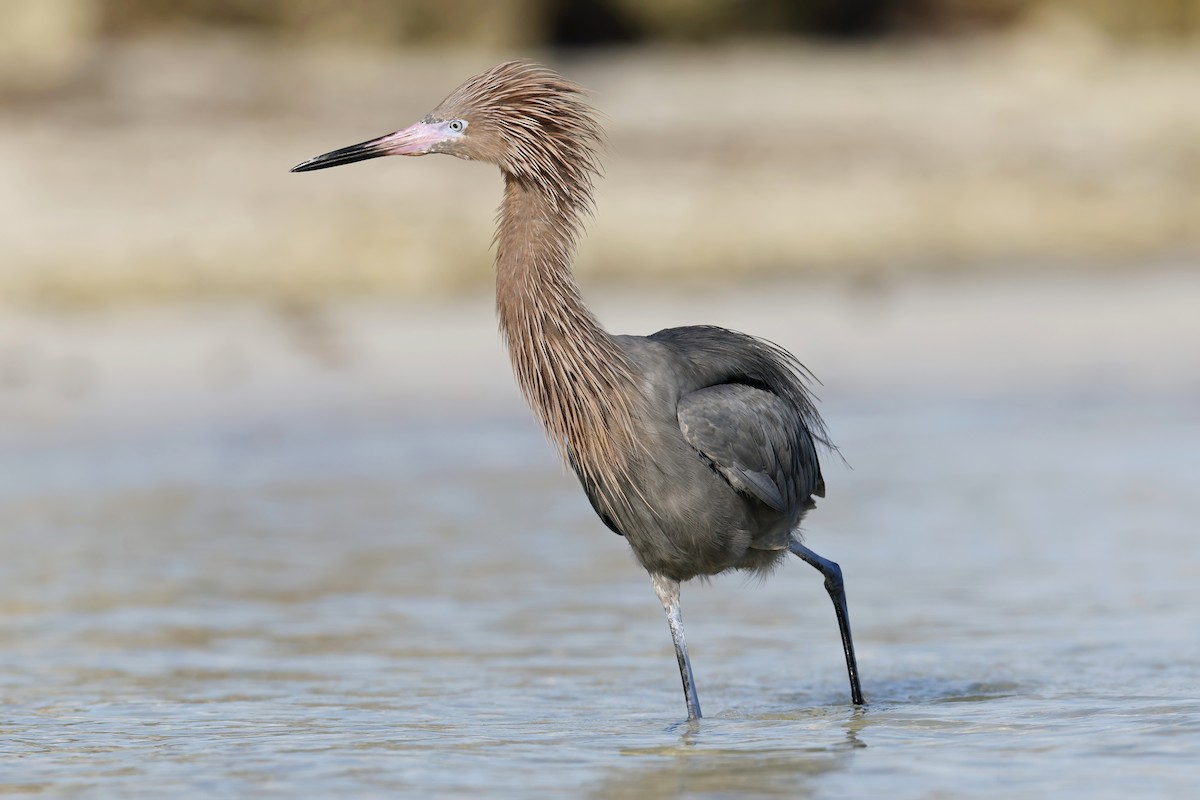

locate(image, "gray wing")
(677, 383), (824, 515)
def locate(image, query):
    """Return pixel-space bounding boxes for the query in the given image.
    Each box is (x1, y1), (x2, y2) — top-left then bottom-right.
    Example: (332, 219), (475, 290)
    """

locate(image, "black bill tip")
(290, 139), (389, 173)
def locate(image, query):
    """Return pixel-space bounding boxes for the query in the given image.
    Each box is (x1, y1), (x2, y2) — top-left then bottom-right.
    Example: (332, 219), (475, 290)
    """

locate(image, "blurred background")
(2, 0), (1198, 426)
(2, 3), (1199, 796)
(2, 0), (1198, 305)
(2, 0), (1197, 440)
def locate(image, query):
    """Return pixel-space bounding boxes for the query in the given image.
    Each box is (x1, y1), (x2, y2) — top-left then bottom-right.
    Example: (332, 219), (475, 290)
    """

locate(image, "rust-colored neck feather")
(494, 166), (641, 502)
(438, 61), (643, 502)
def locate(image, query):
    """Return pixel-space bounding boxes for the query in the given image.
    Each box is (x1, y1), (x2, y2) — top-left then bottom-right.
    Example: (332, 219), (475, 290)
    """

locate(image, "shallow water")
(2, 388), (1198, 798)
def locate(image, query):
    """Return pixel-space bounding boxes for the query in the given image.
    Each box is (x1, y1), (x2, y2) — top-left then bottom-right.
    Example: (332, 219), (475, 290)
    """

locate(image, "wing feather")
(677, 383), (821, 515)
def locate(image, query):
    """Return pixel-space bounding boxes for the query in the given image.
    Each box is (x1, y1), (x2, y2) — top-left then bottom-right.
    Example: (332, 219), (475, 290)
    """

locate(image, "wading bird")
(293, 61), (864, 720)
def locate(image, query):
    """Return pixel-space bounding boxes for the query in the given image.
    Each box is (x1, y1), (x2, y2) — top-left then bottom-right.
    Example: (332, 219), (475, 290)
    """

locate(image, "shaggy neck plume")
(494, 171), (640, 495)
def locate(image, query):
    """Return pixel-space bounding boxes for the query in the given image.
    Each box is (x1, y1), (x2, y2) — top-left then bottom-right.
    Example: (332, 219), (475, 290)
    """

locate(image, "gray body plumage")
(576, 325), (828, 583)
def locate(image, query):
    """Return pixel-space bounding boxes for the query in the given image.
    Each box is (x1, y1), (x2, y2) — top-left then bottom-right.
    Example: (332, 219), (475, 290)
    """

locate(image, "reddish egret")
(293, 61), (864, 719)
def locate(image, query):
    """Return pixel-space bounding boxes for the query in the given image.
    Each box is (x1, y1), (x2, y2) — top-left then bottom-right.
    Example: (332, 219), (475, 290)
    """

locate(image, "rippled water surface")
(3, 390), (1198, 798)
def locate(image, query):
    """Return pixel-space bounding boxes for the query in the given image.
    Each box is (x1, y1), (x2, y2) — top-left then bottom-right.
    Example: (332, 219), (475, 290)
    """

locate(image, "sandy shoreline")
(2, 268), (1196, 448)
(3, 38), (1199, 305)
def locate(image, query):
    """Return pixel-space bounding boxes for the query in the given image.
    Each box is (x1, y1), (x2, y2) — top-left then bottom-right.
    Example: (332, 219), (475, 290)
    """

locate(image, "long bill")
(290, 121), (448, 172)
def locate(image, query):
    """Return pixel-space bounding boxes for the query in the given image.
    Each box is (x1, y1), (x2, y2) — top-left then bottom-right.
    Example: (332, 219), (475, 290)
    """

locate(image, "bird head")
(291, 61), (602, 200)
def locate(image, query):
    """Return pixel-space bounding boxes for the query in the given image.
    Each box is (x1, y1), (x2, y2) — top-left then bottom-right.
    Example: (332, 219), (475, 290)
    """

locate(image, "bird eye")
(448, 119), (467, 133)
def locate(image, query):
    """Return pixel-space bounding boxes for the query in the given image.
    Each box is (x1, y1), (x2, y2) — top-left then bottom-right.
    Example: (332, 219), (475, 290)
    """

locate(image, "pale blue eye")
(448, 119), (467, 133)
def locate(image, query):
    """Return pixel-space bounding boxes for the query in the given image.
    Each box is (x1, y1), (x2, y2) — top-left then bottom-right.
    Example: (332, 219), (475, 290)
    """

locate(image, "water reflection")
(600, 709), (869, 798)
(596, 750), (836, 799)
